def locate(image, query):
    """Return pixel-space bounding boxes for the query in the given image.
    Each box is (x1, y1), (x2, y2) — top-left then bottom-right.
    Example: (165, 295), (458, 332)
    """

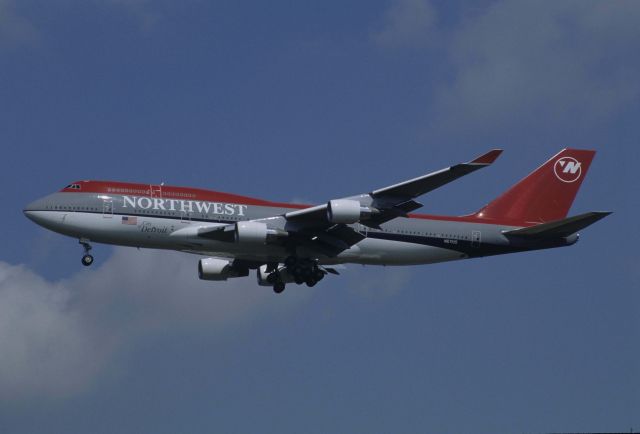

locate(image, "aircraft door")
(102, 199), (114, 218)
(471, 230), (481, 247)
(150, 184), (163, 198)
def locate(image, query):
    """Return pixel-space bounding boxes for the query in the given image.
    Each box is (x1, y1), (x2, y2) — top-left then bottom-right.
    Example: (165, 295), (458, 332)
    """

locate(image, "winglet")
(469, 149), (503, 165)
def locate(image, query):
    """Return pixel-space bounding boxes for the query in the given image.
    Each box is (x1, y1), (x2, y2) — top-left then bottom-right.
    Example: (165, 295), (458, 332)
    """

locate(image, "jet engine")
(326, 199), (376, 224)
(198, 258), (249, 281)
(235, 221), (268, 244)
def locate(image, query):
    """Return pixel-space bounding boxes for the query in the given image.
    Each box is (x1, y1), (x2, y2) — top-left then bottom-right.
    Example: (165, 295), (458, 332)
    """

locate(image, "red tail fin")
(475, 149), (596, 224)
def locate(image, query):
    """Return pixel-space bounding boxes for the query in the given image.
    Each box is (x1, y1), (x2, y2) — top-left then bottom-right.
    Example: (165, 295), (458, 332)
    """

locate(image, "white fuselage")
(23, 150), (602, 292)
(24, 209), (469, 266)
(24, 183), (552, 271)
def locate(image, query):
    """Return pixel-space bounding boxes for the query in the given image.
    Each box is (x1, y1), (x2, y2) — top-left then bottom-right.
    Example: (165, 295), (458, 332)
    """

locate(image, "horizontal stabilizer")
(503, 211), (611, 238)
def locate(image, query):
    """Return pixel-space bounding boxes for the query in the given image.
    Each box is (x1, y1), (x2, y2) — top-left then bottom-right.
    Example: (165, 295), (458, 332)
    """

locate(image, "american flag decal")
(121, 216), (137, 225)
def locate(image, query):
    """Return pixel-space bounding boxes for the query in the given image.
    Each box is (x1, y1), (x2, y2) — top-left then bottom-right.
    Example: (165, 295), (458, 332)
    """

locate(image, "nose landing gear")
(79, 239), (94, 267)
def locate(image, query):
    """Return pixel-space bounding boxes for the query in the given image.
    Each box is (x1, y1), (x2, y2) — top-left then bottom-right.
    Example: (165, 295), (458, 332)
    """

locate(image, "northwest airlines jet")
(24, 148), (609, 293)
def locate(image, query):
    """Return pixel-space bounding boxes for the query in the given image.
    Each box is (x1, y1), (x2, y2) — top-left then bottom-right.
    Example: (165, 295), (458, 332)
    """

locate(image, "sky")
(0, 0), (638, 432)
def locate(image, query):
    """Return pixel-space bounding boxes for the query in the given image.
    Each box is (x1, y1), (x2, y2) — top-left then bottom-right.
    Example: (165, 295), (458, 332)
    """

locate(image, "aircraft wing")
(284, 223), (366, 257)
(370, 149), (503, 199)
(173, 149), (503, 258)
(171, 220), (363, 258)
(285, 148), (503, 228)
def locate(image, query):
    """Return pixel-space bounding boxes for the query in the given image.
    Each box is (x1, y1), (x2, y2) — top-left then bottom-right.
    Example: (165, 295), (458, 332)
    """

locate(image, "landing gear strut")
(79, 239), (94, 267)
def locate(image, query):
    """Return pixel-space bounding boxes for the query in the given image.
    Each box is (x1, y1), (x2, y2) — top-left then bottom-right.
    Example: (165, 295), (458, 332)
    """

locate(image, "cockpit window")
(65, 184), (81, 190)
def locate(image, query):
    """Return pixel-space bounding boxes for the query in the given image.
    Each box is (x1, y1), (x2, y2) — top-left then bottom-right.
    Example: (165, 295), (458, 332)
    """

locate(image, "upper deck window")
(65, 184), (81, 190)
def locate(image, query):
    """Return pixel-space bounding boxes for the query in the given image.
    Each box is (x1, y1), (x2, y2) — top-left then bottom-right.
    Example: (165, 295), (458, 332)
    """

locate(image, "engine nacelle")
(326, 199), (362, 224)
(198, 258), (249, 281)
(235, 221), (268, 244)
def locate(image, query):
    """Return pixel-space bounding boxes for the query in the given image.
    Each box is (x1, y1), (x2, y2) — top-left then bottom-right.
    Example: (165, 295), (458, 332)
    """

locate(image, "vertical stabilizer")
(475, 149), (596, 224)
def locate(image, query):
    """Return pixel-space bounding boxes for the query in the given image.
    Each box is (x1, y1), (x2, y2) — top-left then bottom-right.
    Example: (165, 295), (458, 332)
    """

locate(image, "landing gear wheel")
(79, 239), (94, 267)
(273, 281), (286, 294)
(81, 254), (94, 266)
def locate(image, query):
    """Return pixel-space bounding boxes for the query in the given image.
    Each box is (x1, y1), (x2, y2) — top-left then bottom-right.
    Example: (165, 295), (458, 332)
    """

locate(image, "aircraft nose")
(23, 196), (54, 225)
(24, 197), (44, 215)
(24, 200), (38, 214)
(24, 200), (39, 221)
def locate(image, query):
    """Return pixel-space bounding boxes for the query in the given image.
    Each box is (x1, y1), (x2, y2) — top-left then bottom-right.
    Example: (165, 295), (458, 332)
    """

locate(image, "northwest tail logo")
(554, 157), (582, 183)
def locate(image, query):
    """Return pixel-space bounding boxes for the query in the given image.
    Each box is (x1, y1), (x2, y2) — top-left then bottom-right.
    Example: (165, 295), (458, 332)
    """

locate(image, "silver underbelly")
(25, 211), (466, 266)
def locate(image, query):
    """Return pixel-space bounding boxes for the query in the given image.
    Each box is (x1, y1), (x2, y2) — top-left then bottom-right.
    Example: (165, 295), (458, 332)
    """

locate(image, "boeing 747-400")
(24, 148), (610, 293)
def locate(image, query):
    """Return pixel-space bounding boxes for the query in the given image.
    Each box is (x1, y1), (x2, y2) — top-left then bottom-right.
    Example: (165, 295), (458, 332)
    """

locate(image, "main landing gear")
(285, 256), (324, 288)
(264, 264), (286, 293)
(268, 257), (326, 294)
(79, 239), (94, 267)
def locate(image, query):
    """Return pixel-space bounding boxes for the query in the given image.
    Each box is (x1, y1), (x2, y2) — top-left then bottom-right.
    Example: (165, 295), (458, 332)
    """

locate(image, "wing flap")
(289, 224), (365, 257)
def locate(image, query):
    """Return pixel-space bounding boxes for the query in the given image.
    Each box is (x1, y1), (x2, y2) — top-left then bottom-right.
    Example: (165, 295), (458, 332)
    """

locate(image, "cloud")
(0, 0), (38, 50)
(373, 0), (438, 49)
(346, 265), (413, 300)
(0, 248), (308, 401)
(426, 0), (640, 134)
(0, 262), (98, 399)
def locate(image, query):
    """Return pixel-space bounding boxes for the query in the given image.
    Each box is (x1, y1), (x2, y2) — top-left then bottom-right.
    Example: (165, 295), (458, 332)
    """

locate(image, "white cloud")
(0, 263), (98, 399)
(373, 0), (438, 49)
(346, 265), (412, 300)
(426, 0), (640, 133)
(0, 248), (308, 400)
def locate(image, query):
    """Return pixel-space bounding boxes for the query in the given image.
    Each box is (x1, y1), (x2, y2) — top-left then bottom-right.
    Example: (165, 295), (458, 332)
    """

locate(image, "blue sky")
(0, 1), (638, 432)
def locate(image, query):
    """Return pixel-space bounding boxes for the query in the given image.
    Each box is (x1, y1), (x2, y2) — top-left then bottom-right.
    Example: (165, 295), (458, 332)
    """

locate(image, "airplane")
(24, 148), (610, 293)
